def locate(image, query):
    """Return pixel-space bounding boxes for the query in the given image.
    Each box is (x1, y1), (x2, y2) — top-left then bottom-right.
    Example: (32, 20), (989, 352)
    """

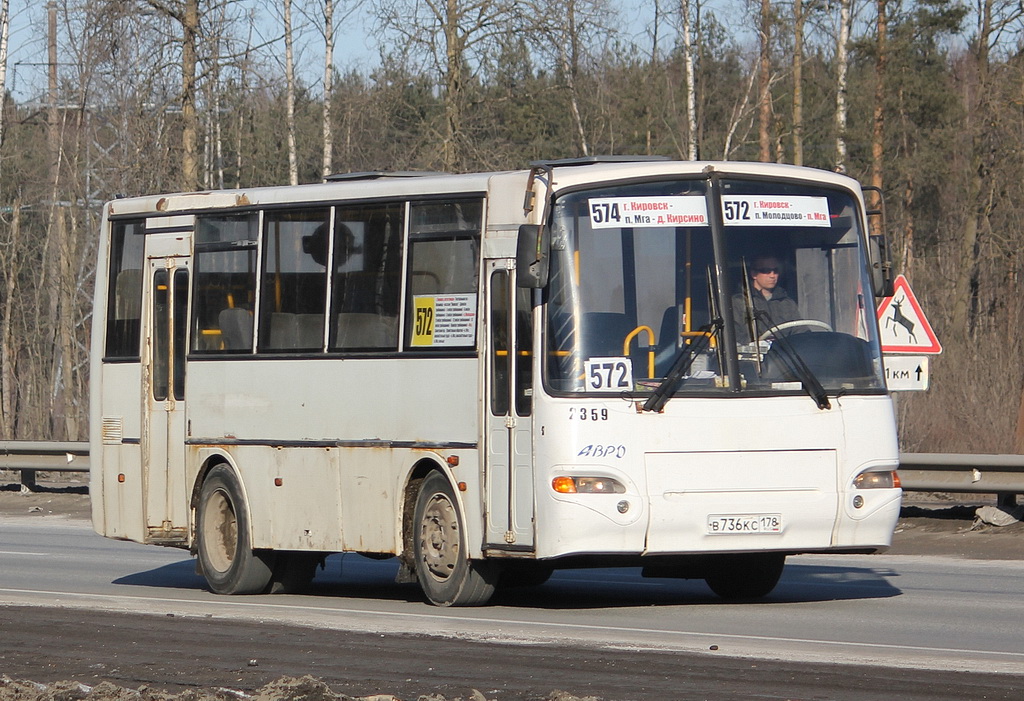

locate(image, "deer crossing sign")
(876, 275), (942, 354)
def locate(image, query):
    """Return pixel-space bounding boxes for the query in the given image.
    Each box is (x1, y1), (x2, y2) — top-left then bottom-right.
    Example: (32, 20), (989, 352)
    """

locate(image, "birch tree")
(681, 0), (698, 160)
(321, 0), (334, 178)
(523, 0), (614, 158)
(284, 0), (298, 185)
(0, 0), (9, 150)
(834, 0), (851, 172)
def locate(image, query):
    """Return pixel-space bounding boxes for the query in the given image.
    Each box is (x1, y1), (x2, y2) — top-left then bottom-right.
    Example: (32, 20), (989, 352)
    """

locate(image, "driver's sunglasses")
(754, 266), (781, 274)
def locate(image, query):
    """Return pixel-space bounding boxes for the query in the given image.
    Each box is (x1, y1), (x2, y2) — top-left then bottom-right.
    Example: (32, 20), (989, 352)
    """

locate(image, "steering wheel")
(758, 319), (833, 342)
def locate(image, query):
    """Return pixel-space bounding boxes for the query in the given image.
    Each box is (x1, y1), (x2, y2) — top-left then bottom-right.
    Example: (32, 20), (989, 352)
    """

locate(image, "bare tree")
(757, 0), (771, 162)
(321, 0), (334, 178)
(524, 0), (614, 158)
(284, 0), (298, 185)
(681, 0), (698, 160)
(835, 0), (851, 172)
(0, 202), (20, 437)
(869, 0), (887, 234)
(143, 0), (201, 191)
(792, 0), (804, 165)
(375, 0), (519, 171)
(298, 0), (364, 179)
(722, 57), (759, 160)
(0, 0), (9, 150)
(950, 0), (1024, 336)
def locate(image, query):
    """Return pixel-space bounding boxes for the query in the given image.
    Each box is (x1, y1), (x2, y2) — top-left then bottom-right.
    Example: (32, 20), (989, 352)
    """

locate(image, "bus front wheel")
(196, 465), (275, 595)
(704, 553), (786, 600)
(413, 471), (499, 606)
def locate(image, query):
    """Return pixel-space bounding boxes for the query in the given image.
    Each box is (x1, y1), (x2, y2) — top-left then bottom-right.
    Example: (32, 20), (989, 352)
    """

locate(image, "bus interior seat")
(115, 269), (143, 319)
(334, 313), (397, 349)
(218, 308), (253, 351)
(410, 270), (441, 295)
(268, 313), (298, 349)
(296, 314), (325, 348)
(268, 313), (325, 350)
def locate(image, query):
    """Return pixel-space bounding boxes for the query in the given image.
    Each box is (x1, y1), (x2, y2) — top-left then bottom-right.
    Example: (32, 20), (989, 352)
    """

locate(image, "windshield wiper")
(756, 311), (831, 410)
(642, 320), (721, 413)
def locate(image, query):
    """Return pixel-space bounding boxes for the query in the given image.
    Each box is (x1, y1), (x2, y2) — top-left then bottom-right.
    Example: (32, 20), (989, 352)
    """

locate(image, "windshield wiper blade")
(642, 320), (720, 413)
(757, 312), (831, 410)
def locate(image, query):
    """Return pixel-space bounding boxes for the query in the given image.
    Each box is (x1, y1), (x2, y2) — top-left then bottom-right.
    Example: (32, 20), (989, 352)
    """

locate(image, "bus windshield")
(543, 177), (886, 398)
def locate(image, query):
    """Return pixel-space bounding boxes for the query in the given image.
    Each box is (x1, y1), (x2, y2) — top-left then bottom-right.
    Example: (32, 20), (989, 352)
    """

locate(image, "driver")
(732, 255), (800, 343)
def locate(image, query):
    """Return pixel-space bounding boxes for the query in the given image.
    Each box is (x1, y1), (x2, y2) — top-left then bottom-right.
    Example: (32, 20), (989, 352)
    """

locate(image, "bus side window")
(192, 215), (259, 354)
(104, 220), (145, 359)
(259, 209), (330, 352)
(329, 204), (404, 351)
(404, 199), (482, 351)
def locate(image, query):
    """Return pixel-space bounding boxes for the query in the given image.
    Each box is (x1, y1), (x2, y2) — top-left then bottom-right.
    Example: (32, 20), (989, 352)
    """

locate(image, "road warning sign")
(876, 275), (942, 354)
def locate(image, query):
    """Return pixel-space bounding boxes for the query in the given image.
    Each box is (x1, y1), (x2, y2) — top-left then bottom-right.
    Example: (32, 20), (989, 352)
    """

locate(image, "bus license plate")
(706, 514), (782, 535)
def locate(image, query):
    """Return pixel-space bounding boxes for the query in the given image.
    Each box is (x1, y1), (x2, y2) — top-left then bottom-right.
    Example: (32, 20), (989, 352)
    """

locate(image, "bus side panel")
(186, 358), (479, 447)
(214, 445), (343, 552)
(91, 363), (146, 543)
(186, 357), (481, 555)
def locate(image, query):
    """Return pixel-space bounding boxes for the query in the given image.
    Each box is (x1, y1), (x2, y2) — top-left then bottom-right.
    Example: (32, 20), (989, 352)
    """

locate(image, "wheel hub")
(420, 493), (459, 581)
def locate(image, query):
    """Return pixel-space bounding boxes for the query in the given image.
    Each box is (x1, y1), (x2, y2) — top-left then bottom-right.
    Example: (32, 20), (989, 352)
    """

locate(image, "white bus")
(90, 158), (902, 606)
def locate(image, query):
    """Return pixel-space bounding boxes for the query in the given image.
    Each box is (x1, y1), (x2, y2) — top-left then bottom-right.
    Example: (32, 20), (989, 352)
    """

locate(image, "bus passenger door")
(484, 261), (535, 550)
(143, 245), (190, 543)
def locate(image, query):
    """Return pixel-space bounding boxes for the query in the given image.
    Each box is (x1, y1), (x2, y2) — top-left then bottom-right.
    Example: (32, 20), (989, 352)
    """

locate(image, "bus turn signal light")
(552, 476), (625, 494)
(853, 470), (901, 489)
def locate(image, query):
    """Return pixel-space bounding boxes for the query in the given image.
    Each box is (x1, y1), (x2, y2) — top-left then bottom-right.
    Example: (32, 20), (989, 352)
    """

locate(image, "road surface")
(0, 517), (1022, 699)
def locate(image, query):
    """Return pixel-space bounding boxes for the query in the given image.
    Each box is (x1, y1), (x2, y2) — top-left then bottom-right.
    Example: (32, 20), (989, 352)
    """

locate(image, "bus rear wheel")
(197, 465), (275, 595)
(704, 553), (786, 600)
(413, 471), (498, 606)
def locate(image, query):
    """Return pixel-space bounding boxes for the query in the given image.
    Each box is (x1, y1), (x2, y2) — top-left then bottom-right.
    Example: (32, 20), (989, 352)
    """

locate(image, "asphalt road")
(0, 517), (1022, 699)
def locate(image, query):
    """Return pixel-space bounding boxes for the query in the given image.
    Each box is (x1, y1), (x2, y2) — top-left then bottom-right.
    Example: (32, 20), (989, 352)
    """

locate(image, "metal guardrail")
(0, 441), (90, 490)
(1, 443), (1023, 500)
(897, 452), (1024, 496)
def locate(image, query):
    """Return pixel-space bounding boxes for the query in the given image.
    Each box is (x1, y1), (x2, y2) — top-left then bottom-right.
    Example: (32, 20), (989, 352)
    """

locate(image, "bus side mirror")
(516, 224), (550, 288)
(868, 235), (894, 298)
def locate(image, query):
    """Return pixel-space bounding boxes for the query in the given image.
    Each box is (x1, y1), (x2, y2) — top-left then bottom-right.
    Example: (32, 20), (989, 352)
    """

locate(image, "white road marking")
(1, 586), (1023, 674)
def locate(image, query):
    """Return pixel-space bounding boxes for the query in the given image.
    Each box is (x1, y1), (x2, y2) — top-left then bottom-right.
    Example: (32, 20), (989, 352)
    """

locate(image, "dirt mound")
(0, 675), (599, 701)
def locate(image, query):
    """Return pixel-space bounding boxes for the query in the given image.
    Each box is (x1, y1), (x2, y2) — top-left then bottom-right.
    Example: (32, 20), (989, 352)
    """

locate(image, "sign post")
(876, 275), (941, 392)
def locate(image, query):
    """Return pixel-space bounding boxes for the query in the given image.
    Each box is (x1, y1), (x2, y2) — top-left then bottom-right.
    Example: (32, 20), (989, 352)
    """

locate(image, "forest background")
(0, 0), (1021, 454)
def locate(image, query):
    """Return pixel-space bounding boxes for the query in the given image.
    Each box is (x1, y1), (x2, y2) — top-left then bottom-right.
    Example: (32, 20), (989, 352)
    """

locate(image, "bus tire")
(704, 553), (786, 600)
(413, 471), (498, 606)
(196, 465), (275, 595)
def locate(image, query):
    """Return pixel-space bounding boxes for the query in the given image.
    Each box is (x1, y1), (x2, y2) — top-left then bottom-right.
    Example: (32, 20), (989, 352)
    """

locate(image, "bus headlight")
(853, 470), (901, 489)
(552, 476), (626, 494)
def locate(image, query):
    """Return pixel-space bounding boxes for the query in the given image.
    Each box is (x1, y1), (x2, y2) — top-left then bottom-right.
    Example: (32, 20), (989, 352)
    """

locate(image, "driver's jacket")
(731, 287), (801, 344)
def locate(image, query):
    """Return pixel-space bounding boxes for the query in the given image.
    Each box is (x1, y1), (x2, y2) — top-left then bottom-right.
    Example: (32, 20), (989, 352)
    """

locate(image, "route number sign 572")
(722, 200), (751, 222)
(584, 357), (633, 392)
